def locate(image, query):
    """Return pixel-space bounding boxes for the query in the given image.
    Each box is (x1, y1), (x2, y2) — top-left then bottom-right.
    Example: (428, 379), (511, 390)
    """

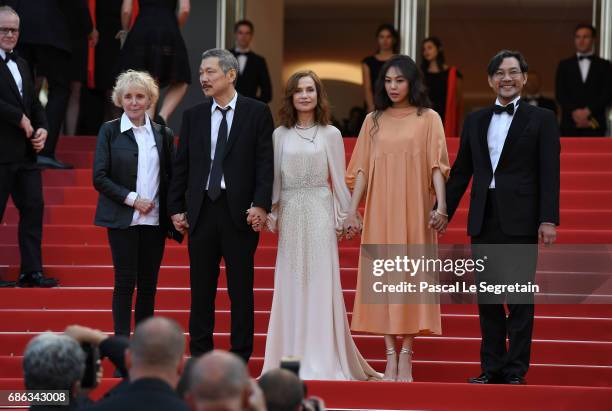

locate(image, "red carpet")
(0, 136), (611, 410)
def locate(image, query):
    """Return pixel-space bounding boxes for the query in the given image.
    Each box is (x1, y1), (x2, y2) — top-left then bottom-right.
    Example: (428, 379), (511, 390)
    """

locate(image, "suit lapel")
(572, 58), (584, 84)
(478, 107), (494, 173)
(0, 58), (24, 106)
(202, 100), (212, 181)
(151, 122), (163, 160)
(497, 102), (530, 169)
(224, 94), (246, 158)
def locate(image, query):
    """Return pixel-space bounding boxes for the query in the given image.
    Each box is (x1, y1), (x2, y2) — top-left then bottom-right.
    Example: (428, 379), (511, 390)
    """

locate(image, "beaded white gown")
(262, 125), (380, 380)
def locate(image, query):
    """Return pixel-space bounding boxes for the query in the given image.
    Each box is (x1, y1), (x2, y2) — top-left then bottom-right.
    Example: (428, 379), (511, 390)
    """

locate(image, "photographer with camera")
(23, 325), (129, 410)
(87, 317), (188, 411)
(259, 369), (325, 411)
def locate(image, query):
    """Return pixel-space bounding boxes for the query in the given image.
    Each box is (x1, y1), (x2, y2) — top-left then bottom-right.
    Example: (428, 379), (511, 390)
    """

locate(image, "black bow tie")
(493, 103), (515, 115)
(235, 51), (248, 56)
(578, 55), (592, 61)
(4, 51), (17, 62)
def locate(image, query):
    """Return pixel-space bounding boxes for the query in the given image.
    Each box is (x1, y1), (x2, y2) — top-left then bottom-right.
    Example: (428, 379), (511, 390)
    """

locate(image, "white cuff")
(124, 192), (138, 207)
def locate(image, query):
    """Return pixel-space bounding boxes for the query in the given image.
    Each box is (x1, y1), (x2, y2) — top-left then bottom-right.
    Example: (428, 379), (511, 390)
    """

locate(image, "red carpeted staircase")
(1, 136), (611, 410)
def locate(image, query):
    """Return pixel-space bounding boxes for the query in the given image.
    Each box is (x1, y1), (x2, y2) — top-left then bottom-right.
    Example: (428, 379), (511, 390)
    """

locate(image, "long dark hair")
(375, 23), (400, 54)
(420, 36), (446, 73)
(371, 55), (431, 137)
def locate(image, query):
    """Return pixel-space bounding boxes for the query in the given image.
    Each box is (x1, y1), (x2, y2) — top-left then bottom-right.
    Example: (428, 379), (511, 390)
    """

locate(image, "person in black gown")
(117, 0), (191, 124)
(421, 36), (463, 137)
(361, 23), (398, 113)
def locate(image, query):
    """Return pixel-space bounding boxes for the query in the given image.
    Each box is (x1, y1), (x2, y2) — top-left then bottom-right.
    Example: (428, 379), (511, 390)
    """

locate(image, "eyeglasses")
(493, 69), (523, 79)
(0, 27), (19, 36)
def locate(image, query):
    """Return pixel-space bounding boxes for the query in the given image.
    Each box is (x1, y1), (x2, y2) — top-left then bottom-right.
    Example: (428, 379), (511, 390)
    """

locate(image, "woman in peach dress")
(345, 55), (450, 382)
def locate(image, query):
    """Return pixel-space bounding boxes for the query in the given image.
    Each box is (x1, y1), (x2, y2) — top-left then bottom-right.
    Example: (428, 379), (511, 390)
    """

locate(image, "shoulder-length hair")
(112, 70), (159, 109)
(279, 70), (331, 128)
(371, 55), (431, 137)
(420, 36), (446, 73)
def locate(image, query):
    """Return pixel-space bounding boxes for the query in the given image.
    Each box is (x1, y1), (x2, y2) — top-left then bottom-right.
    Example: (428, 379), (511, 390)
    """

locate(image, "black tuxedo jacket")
(0, 54), (47, 163)
(93, 118), (182, 241)
(555, 55), (612, 134)
(168, 94), (274, 233)
(446, 102), (560, 237)
(230, 49), (272, 103)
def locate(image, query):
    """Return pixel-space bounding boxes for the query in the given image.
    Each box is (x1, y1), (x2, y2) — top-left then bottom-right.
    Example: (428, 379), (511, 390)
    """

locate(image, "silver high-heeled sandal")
(397, 348), (414, 382)
(383, 347), (397, 381)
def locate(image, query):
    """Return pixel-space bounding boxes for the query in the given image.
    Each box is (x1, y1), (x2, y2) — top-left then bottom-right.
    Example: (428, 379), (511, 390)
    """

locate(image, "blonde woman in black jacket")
(93, 70), (181, 337)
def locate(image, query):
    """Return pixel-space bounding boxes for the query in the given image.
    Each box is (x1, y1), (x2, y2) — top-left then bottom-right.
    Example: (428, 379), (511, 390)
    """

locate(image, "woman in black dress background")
(361, 24), (399, 113)
(117, 0), (191, 124)
(421, 36), (463, 137)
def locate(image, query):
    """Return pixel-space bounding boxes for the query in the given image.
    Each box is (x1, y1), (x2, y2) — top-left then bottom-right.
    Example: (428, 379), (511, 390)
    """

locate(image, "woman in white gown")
(260, 71), (380, 380)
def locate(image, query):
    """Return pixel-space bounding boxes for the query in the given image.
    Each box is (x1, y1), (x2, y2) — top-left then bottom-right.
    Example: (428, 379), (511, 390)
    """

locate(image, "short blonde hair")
(111, 70), (159, 109)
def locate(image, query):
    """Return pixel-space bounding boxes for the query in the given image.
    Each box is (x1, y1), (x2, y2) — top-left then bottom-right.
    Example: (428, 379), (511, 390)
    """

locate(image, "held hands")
(171, 213), (189, 234)
(343, 211), (362, 240)
(134, 197), (155, 214)
(572, 108), (591, 128)
(246, 207), (267, 232)
(31, 128), (47, 153)
(428, 209), (448, 235)
(538, 223), (557, 246)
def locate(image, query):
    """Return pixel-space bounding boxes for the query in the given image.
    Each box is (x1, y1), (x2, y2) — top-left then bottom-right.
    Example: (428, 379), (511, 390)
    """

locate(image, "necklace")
(293, 124), (318, 143)
(295, 122), (316, 130)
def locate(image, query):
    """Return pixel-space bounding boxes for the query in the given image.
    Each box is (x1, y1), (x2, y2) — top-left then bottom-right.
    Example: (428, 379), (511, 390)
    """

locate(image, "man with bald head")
(88, 317), (189, 411)
(186, 350), (265, 411)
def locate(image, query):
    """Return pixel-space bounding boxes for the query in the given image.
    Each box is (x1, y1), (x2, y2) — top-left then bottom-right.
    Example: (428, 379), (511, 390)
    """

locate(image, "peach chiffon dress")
(346, 107), (450, 335)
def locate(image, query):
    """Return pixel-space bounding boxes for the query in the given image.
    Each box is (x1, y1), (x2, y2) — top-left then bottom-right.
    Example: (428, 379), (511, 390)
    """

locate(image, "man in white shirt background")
(555, 23), (612, 136)
(0, 6), (57, 288)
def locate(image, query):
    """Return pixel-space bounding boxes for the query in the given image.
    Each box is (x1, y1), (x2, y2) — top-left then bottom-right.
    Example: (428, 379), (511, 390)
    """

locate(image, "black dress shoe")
(0, 280), (15, 287)
(504, 375), (526, 385)
(468, 373), (501, 384)
(37, 155), (73, 169)
(17, 271), (59, 288)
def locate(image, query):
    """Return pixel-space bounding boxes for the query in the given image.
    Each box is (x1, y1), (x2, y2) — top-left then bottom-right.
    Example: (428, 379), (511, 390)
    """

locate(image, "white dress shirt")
(206, 92), (237, 190)
(488, 96), (521, 189)
(0, 49), (23, 97)
(235, 47), (249, 74)
(121, 113), (160, 226)
(576, 52), (593, 83)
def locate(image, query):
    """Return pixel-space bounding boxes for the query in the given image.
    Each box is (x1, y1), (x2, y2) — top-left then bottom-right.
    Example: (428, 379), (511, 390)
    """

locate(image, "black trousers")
(188, 191), (258, 362)
(17, 44), (71, 157)
(107, 225), (166, 337)
(0, 162), (43, 274)
(471, 190), (538, 378)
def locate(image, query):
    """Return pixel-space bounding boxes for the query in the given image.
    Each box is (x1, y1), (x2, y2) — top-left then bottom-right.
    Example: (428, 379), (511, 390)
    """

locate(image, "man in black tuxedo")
(555, 23), (612, 137)
(0, 6), (57, 288)
(2, 0), (76, 168)
(168, 48), (274, 362)
(432, 50), (560, 384)
(229, 20), (272, 104)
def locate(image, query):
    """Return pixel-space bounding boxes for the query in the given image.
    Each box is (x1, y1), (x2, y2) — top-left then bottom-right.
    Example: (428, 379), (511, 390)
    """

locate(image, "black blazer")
(446, 102), (560, 237)
(555, 55), (612, 135)
(86, 378), (189, 411)
(168, 94), (274, 233)
(230, 48), (272, 103)
(0, 54), (47, 163)
(93, 118), (182, 241)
